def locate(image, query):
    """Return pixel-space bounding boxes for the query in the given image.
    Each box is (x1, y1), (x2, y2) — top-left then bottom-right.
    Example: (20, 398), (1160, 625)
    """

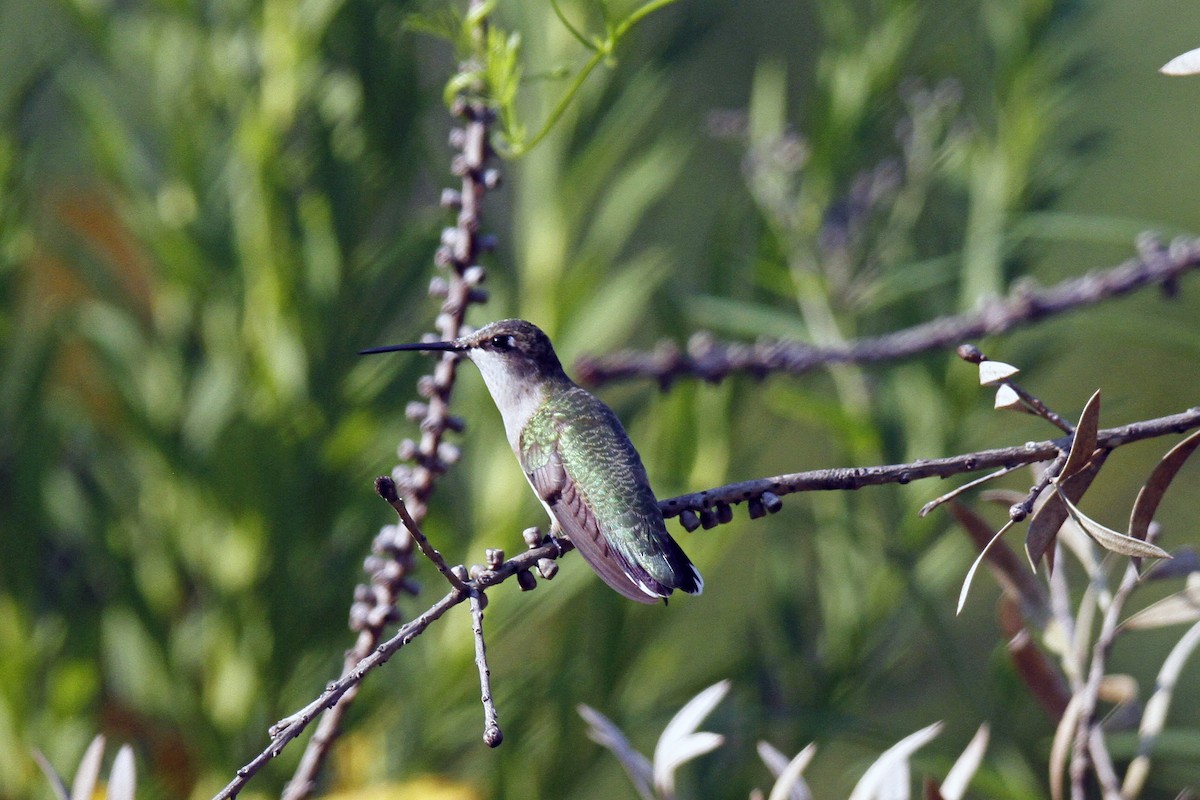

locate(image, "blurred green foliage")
(3, 0), (1200, 798)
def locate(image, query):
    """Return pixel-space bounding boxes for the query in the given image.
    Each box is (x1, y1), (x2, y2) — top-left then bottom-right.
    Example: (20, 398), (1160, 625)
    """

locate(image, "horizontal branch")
(218, 405), (1200, 798)
(658, 406), (1200, 521)
(575, 235), (1200, 388)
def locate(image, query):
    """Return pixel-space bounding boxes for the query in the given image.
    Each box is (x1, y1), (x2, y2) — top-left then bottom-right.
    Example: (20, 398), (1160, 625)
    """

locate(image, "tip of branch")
(956, 343), (985, 363)
(375, 476), (399, 503)
(484, 725), (503, 748)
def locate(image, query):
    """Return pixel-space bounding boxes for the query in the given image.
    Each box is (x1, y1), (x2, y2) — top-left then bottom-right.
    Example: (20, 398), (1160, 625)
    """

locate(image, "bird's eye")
(490, 335), (514, 350)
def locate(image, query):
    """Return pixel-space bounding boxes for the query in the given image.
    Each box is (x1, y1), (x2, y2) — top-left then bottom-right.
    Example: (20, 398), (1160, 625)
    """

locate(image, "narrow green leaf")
(549, 0), (595, 50)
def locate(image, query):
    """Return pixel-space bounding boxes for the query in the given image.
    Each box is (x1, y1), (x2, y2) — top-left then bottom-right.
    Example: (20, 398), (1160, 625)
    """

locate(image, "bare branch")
(376, 476), (469, 594)
(470, 592), (503, 747)
(919, 464), (1023, 517)
(1070, 560), (1141, 800)
(659, 406), (1200, 524)
(215, 535), (571, 800)
(575, 234), (1200, 388)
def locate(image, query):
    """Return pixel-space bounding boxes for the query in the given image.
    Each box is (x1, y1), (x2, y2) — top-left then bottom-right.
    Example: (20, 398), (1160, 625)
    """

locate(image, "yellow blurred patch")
(322, 776), (481, 800)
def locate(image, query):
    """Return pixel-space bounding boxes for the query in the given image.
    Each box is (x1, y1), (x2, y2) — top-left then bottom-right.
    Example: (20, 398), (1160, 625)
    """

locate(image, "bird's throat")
(469, 350), (557, 451)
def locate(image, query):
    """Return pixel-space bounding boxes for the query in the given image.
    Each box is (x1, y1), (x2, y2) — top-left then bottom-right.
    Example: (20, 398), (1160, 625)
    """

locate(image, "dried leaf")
(958, 520), (1017, 614)
(1129, 430), (1200, 540)
(1057, 512), (1104, 577)
(762, 742), (816, 800)
(1121, 621), (1200, 798)
(1162, 47), (1200, 75)
(979, 360), (1019, 385)
(993, 384), (1021, 410)
(949, 503), (1047, 625)
(1060, 390), (1101, 482)
(848, 722), (943, 800)
(107, 745), (136, 800)
(71, 736), (106, 800)
(1025, 450), (1108, 573)
(578, 704), (654, 800)
(1098, 674), (1139, 706)
(1122, 574), (1200, 630)
(939, 724), (989, 800)
(1057, 491), (1171, 560)
(653, 680), (729, 797)
(920, 470), (1022, 517)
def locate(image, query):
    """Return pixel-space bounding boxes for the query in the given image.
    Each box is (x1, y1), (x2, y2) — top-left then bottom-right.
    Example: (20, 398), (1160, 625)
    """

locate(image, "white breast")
(468, 349), (548, 451)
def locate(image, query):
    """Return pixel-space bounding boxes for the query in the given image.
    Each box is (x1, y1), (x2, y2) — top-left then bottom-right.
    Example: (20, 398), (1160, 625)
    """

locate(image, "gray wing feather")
(525, 441), (661, 603)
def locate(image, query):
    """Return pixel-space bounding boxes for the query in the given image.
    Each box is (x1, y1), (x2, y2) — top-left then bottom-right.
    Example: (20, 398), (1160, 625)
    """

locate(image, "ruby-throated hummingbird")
(361, 319), (702, 604)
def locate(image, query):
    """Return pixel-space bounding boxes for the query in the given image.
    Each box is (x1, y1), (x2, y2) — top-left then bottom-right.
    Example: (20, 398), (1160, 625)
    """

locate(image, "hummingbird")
(361, 319), (702, 604)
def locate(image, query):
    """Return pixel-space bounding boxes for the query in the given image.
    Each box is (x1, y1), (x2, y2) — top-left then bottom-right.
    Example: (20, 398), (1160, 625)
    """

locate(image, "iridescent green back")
(520, 385), (700, 598)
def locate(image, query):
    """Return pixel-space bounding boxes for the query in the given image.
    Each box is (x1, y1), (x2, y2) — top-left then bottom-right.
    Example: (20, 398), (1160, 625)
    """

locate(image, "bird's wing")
(522, 417), (662, 604)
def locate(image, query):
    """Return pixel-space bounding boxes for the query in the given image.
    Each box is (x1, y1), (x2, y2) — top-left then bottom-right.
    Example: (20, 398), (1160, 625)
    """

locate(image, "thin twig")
(661, 406), (1200, 524)
(470, 592), (503, 747)
(574, 234), (1200, 387)
(1005, 380), (1075, 434)
(1071, 560), (1140, 800)
(1010, 453), (1067, 523)
(376, 477), (469, 594)
(919, 464), (1024, 517)
(215, 537), (573, 800)
(957, 344), (1075, 435)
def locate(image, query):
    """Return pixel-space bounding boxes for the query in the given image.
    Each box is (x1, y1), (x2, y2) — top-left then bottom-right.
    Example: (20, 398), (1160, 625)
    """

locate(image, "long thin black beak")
(358, 341), (464, 356)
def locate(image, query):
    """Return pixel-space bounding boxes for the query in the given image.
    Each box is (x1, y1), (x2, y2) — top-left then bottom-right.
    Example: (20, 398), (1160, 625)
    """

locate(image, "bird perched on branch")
(362, 319), (702, 603)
